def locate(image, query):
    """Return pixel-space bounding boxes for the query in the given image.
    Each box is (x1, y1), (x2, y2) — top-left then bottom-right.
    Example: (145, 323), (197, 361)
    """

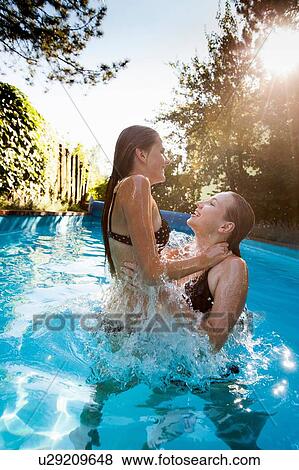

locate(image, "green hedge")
(0, 82), (50, 197)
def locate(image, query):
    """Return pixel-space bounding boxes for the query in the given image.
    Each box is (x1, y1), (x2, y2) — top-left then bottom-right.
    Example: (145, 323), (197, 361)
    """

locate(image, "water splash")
(78, 278), (255, 392)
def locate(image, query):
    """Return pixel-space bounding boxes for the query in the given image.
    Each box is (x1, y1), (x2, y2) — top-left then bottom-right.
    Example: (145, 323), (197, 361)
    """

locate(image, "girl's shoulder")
(118, 174), (151, 195)
(211, 254), (247, 273)
(208, 255), (247, 293)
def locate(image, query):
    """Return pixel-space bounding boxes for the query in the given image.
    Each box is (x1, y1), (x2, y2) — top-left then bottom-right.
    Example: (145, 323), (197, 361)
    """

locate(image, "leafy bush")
(0, 82), (57, 205)
(88, 177), (108, 201)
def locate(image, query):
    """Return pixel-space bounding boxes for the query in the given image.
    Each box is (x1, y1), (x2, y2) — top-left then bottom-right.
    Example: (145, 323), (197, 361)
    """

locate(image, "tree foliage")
(0, 81), (51, 198)
(154, 2), (299, 223)
(88, 176), (108, 202)
(151, 152), (198, 212)
(0, 0), (128, 85)
(234, 0), (299, 30)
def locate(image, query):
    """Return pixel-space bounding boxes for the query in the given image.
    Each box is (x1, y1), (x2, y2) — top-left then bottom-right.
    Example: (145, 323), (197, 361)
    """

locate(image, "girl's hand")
(200, 242), (232, 269)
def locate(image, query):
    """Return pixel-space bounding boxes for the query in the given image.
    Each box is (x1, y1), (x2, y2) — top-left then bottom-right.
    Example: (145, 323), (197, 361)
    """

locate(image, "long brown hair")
(225, 192), (255, 257)
(102, 125), (159, 275)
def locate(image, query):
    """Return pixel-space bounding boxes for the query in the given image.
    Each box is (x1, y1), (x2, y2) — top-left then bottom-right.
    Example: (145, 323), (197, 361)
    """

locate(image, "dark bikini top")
(184, 270), (213, 313)
(108, 180), (170, 252)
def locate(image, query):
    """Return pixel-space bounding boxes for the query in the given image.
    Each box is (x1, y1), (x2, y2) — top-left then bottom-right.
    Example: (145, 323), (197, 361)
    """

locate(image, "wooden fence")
(56, 144), (90, 205)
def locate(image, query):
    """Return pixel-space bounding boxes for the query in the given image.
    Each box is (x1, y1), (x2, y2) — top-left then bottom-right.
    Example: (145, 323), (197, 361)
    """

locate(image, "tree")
(152, 152), (197, 212)
(155, 2), (299, 223)
(0, 0), (128, 86)
(156, 5), (266, 197)
(253, 73), (299, 222)
(234, 0), (299, 30)
(233, 0), (299, 222)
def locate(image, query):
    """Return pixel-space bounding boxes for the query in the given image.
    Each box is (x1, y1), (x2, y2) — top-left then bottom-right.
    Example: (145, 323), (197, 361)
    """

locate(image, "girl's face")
(143, 137), (169, 184)
(187, 192), (235, 236)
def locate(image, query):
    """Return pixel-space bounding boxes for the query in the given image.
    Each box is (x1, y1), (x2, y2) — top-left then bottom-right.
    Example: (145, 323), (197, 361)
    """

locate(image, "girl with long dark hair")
(102, 125), (229, 286)
(123, 189), (255, 350)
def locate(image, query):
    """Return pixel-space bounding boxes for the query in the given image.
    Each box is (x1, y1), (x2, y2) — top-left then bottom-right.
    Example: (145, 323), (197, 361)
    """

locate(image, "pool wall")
(0, 213), (88, 233)
(88, 202), (299, 257)
(0, 202), (193, 236)
(0, 202), (298, 259)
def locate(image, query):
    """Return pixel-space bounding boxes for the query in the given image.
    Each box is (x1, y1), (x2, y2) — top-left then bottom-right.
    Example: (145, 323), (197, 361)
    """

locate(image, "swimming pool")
(0, 212), (298, 450)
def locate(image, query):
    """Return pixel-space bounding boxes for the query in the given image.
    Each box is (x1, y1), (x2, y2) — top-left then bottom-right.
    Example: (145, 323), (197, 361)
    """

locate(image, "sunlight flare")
(260, 28), (299, 75)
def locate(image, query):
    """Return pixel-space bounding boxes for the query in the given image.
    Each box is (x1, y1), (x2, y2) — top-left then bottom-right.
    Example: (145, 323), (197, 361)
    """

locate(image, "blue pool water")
(0, 214), (298, 450)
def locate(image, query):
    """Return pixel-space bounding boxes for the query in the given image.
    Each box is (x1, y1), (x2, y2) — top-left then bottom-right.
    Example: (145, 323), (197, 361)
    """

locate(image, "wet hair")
(224, 192), (255, 257)
(102, 125), (159, 275)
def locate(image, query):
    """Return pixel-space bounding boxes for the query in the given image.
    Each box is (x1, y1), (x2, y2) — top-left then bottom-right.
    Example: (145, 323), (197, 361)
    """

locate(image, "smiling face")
(136, 136), (169, 185)
(187, 192), (236, 238)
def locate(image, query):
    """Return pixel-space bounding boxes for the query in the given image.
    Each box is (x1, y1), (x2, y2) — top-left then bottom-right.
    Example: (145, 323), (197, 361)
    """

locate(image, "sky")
(1, 0), (220, 174)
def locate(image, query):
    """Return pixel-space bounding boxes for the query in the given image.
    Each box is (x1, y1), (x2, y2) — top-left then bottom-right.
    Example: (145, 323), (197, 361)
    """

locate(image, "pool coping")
(248, 236), (299, 250)
(0, 210), (88, 216)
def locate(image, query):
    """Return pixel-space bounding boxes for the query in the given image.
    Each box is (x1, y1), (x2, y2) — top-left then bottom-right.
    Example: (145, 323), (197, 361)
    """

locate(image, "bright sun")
(260, 28), (299, 75)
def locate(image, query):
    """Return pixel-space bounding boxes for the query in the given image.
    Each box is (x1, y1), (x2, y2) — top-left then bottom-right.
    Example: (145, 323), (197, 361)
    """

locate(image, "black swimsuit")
(184, 271), (213, 313)
(108, 180), (170, 252)
(184, 271), (241, 376)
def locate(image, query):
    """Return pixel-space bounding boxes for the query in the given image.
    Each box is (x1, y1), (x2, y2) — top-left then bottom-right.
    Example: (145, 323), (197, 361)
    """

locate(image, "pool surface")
(0, 214), (298, 450)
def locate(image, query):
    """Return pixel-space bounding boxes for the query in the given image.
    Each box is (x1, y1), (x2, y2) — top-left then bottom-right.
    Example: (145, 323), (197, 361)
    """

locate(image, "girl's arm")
(200, 257), (248, 351)
(121, 175), (229, 285)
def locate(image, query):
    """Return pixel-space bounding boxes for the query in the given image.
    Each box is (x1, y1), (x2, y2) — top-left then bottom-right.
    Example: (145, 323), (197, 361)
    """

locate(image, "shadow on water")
(69, 377), (272, 450)
(199, 383), (270, 450)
